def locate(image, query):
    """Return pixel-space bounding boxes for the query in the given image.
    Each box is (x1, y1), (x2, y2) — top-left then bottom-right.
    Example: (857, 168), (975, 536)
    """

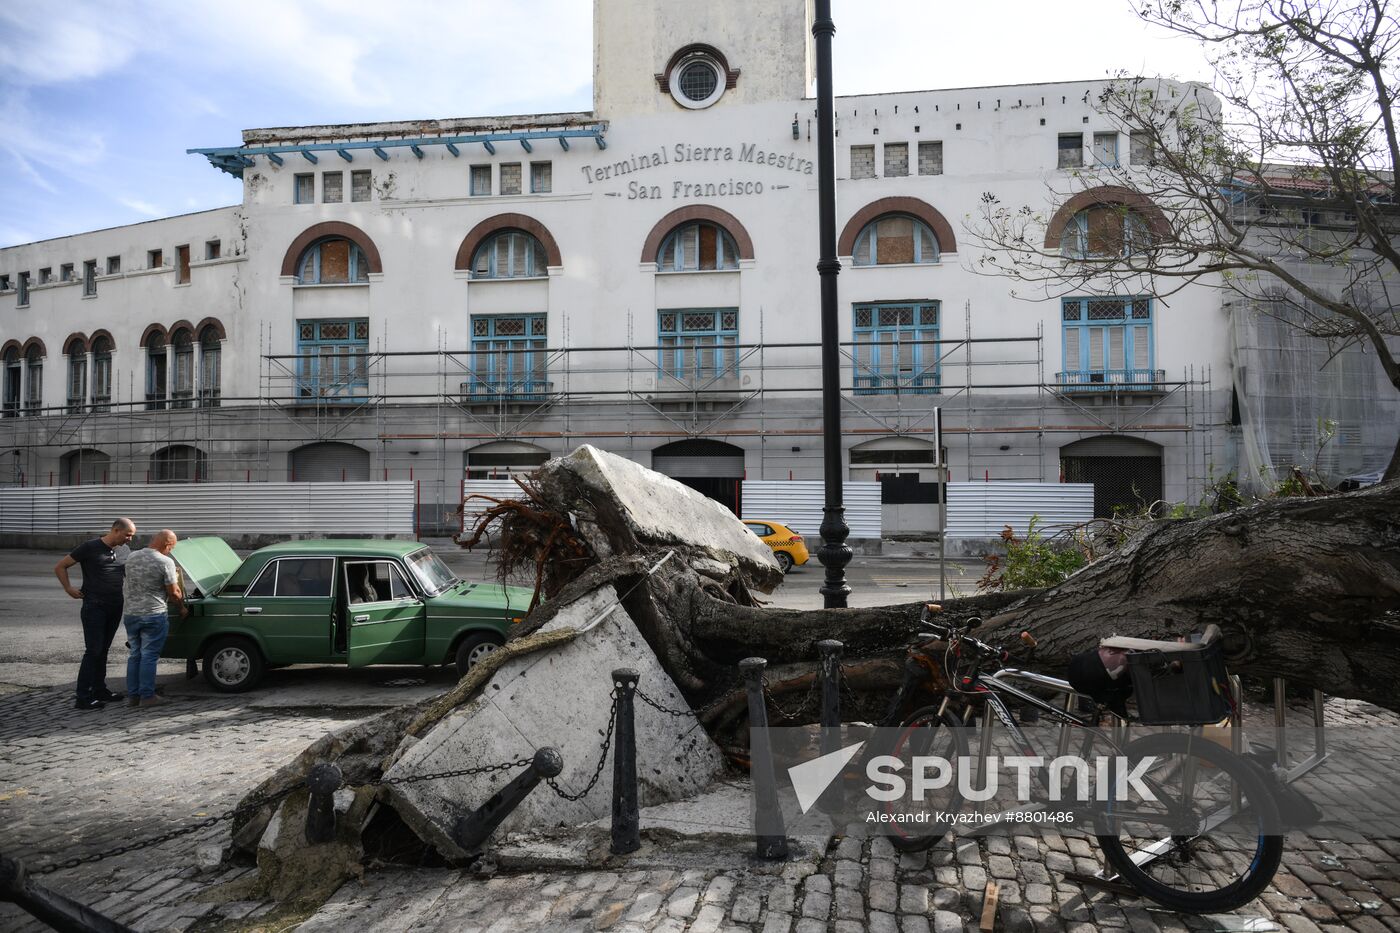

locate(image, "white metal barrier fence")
(945, 482), (1094, 538)
(740, 481), (883, 539)
(0, 483), (416, 536)
(461, 480), (526, 533)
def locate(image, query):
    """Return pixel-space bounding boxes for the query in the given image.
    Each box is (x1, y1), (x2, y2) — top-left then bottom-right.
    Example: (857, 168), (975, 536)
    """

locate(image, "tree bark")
(506, 482), (1400, 736)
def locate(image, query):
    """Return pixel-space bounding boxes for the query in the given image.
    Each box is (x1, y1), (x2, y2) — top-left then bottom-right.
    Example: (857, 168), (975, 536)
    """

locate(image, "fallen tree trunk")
(496, 450), (1400, 738)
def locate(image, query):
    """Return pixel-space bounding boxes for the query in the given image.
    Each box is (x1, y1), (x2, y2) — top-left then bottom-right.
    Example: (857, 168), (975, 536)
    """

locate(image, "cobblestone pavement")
(3, 679), (1398, 933)
(0, 684), (391, 932)
(294, 698), (1400, 933)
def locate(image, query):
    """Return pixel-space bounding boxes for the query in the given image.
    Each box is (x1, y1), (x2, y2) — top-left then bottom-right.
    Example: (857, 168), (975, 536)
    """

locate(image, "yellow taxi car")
(742, 519), (810, 573)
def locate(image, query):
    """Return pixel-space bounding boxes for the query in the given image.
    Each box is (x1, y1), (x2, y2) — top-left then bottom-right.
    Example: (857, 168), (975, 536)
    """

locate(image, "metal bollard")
(610, 668), (641, 855)
(740, 657), (789, 860)
(453, 747), (564, 854)
(1, 854), (137, 933)
(304, 762), (344, 844)
(816, 640), (844, 815)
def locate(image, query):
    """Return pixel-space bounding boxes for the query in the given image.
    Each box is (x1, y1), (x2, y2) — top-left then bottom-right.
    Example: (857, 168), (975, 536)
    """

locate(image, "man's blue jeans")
(124, 613), (169, 700)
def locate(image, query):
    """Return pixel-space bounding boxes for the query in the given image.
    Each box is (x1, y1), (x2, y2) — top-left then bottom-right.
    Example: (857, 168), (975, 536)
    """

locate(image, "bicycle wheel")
(883, 705), (969, 852)
(1094, 731), (1283, 913)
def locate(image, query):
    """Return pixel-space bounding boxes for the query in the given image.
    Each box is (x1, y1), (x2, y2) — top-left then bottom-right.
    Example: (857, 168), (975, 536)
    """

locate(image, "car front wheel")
(203, 637), (265, 693)
(774, 550), (794, 574)
(455, 632), (505, 680)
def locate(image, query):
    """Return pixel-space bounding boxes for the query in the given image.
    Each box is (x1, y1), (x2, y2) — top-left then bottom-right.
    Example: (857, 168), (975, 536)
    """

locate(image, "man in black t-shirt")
(55, 518), (137, 710)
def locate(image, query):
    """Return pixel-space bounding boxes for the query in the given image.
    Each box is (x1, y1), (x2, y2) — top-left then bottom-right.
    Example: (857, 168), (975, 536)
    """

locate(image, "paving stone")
(901, 916), (932, 933)
(870, 880), (899, 913)
(690, 904), (727, 933)
(871, 858), (897, 881)
(794, 920), (828, 933)
(834, 887), (864, 921)
(731, 892), (762, 924)
(665, 887), (699, 918)
(759, 915), (791, 933)
(800, 891), (831, 920)
(835, 922), (866, 933)
(933, 910), (962, 933)
(900, 884), (930, 914)
(1024, 883), (1053, 905)
(767, 882), (796, 914)
(703, 876), (737, 906)
(869, 911), (900, 933)
(623, 892), (662, 922)
(988, 855), (1017, 879)
(933, 886), (959, 911)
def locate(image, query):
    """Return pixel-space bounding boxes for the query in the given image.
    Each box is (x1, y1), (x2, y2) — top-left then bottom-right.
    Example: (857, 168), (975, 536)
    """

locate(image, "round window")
(669, 54), (725, 110)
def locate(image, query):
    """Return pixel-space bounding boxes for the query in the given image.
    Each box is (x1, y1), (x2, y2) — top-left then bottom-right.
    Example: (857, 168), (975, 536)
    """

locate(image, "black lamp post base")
(817, 506), (853, 608)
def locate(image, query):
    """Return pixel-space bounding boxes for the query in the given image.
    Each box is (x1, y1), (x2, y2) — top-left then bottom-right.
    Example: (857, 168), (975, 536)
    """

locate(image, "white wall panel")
(741, 480), (882, 539)
(461, 480), (528, 534)
(0, 483), (415, 535)
(945, 482), (1094, 538)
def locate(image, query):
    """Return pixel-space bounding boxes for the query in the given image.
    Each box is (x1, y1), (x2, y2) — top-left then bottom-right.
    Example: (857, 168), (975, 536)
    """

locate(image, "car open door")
(343, 559), (426, 667)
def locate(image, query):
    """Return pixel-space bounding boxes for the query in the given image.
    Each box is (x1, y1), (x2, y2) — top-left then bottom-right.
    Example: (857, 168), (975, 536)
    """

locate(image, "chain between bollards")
(740, 657), (789, 860)
(816, 639), (845, 816)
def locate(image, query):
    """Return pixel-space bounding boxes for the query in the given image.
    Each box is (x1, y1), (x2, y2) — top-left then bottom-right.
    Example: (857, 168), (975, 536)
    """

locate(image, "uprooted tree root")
(455, 475), (592, 611)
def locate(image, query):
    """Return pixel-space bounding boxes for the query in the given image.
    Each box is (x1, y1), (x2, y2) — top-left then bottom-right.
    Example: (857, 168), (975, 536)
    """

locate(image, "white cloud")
(118, 196), (162, 217)
(0, 2), (146, 86)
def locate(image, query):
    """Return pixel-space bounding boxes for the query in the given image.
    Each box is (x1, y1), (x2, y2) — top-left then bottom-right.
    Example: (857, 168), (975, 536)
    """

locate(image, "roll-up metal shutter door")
(651, 453), (745, 478)
(290, 443), (371, 482)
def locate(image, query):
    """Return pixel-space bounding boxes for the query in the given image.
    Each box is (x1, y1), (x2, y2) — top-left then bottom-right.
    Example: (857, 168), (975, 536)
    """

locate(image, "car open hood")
(434, 582), (536, 616)
(172, 537), (243, 597)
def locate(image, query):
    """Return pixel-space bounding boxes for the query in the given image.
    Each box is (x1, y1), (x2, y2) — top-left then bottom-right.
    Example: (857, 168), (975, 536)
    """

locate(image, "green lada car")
(166, 537), (532, 693)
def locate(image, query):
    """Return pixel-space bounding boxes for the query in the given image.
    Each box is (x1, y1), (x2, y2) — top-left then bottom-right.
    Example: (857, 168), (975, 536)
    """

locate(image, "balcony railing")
(1054, 368), (1167, 393)
(853, 373), (941, 396)
(460, 380), (553, 403)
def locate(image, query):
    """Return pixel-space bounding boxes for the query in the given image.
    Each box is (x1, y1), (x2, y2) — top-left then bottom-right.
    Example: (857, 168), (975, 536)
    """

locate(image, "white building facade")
(1, 0), (1263, 532)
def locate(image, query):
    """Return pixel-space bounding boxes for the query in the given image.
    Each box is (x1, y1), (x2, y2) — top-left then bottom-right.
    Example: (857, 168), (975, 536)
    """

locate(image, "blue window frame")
(297, 319), (369, 401)
(1059, 297), (1157, 391)
(852, 215), (940, 266)
(469, 314), (548, 400)
(471, 231), (546, 279)
(296, 238), (369, 284)
(852, 301), (940, 395)
(657, 308), (738, 385)
(658, 223), (738, 272)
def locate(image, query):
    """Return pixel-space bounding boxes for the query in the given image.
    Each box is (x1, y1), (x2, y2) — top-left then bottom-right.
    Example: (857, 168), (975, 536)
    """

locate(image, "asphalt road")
(0, 540), (983, 696)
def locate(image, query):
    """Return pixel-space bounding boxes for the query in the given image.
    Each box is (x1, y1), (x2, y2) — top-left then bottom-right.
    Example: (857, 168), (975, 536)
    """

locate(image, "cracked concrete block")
(538, 445), (781, 590)
(382, 585), (727, 858)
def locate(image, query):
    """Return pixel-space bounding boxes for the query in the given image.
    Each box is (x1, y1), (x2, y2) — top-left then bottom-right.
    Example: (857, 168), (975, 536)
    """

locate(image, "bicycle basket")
(1126, 640), (1232, 726)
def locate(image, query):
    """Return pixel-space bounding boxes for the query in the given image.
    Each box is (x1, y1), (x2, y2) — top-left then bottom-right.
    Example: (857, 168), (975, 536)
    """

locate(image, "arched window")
(64, 336), (88, 413)
(2, 347), (20, 417)
(199, 325), (222, 406)
(171, 328), (194, 408)
(91, 335), (113, 412)
(471, 230), (547, 279)
(23, 344), (42, 413)
(297, 237), (369, 284)
(852, 214), (940, 266)
(151, 444), (207, 483)
(658, 221), (739, 272)
(145, 330), (167, 410)
(1062, 206), (1152, 259)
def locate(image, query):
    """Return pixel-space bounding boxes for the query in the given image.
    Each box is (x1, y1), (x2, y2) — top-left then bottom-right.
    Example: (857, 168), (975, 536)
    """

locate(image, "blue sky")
(0, 0), (1213, 249)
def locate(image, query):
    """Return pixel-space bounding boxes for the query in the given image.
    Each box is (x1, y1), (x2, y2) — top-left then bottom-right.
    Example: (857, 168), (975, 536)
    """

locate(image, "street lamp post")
(813, 0), (851, 609)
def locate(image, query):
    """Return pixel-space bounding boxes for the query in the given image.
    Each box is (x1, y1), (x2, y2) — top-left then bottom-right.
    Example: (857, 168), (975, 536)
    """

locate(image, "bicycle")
(867, 603), (1283, 914)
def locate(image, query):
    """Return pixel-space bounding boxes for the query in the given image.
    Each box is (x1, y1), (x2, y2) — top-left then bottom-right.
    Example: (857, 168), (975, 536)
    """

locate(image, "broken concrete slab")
(535, 445), (781, 591)
(382, 584), (727, 859)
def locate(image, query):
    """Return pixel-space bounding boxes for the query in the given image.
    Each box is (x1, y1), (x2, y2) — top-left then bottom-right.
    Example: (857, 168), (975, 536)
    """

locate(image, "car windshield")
(405, 548), (458, 596)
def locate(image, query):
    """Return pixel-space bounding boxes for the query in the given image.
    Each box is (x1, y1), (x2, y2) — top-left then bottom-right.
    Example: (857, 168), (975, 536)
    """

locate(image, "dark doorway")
(1062, 454), (1164, 517)
(651, 439), (745, 515)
